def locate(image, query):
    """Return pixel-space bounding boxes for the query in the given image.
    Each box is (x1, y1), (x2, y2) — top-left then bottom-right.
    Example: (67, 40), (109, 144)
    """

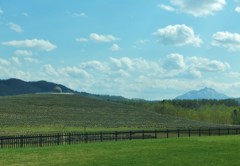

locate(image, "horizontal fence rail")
(0, 128), (240, 149)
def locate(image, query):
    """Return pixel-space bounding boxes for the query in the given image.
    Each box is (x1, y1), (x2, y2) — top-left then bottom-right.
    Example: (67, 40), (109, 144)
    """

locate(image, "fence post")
(228, 128), (230, 135)
(178, 129), (180, 138)
(100, 132), (103, 142)
(68, 133), (71, 144)
(199, 128), (201, 136)
(57, 133), (60, 145)
(236, 128), (238, 135)
(39, 134), (43, 147)
(219, 128), (221, 136)
(115, 131), (118, 141)
(20, 135), (23, 148)
(155, 130), (157, 139)
(85, 132), (88, 143)
(209, 128), (211, 136)
(189, 128), (191, 137)
(167, 129), (169, 138)
(0, 137), (2, 149)
(129, 131), (132, 140)
(142, 130), (145, 140)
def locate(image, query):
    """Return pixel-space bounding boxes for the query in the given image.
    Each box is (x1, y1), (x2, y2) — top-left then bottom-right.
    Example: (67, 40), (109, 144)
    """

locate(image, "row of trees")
(120, 99), (240, 125)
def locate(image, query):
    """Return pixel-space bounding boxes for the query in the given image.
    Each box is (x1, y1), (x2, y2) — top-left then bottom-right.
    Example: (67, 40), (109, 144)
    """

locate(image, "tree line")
(119, 99), (240, 125)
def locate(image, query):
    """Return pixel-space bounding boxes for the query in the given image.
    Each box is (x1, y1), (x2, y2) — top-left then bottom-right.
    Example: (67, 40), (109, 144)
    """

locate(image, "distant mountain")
(0, 78), (74, 96)
(175, 87), (229, 100)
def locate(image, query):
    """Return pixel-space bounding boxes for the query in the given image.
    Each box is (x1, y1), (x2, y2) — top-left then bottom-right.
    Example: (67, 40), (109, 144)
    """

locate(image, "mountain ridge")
(0, 78), (74, 96)
(0, 78), (231, 101)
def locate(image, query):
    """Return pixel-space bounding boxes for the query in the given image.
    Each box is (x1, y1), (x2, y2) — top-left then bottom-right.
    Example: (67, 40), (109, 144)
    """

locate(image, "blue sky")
(1, 0), (240, 99)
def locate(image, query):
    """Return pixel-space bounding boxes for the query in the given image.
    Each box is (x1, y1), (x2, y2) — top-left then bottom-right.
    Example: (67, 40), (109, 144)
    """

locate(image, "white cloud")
(2, 39), (56, 51)
(76, 38), (89, 42)
(51, 66), (92, 81)
(0, 62), (32, 81)
(187, 56), (230, 72)
(76, 33), (119, 44)
(116, 69), (131, 77)
(228, 71), (240, 78)
(14, 70), (31, 79)
(110, 44), (120, 51)
(39, 57), (230, 90)
(73, 12), (86, 17)
(80, 61), (109, 72)
(40, 64), (93, 91)
(135, 40), (149, 44)
(12, 57), (21, 65)
(187, 67), (202, 78)
(22, 12), (29, 17)
(14, 50), (33, 56)
(89, 33), (119, 42)
(62, 67), (90, 78)
(170, 0), (226, 17)
(163, 53), (186, 70)
(8, 22), (23, 33)
(153, 24), (202, 47)
(236, 7), (240, 13)
(158, 4), (175, 11)
(161, 55), (230, 79)
(24, 57), (39, 63)
(212, 31), (240, 51)
(110, 57), (135, 71)
(0, 58), (10, 66)
(44, 64), (59, 77)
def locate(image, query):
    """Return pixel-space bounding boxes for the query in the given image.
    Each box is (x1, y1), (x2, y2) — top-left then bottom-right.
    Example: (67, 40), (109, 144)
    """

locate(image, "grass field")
(0, 94), (217, 134)
(0, 135), (239, 166)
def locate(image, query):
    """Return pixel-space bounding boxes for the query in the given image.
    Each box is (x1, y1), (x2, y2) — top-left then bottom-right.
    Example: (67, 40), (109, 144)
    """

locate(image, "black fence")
(0, 127), (240, 149)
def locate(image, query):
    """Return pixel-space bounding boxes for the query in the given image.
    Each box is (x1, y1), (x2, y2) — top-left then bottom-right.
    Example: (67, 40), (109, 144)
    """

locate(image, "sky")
(1, 0), (240, 100)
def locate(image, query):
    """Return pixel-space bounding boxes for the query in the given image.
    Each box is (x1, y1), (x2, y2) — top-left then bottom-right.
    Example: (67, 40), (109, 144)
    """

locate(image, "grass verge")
(0, 135), (240, 166)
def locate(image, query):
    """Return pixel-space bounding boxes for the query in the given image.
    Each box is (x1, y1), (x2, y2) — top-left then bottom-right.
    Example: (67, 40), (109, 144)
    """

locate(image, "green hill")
(0, 94), (218, 134)
(0, 78), (74, 96)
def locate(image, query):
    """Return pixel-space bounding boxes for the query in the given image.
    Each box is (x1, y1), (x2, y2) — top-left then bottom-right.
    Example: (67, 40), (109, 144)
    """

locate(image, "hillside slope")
(0, 94), (215, 131)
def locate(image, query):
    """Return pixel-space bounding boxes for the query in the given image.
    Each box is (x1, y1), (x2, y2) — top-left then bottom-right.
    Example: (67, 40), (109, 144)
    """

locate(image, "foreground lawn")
(0, 136), (240, 166)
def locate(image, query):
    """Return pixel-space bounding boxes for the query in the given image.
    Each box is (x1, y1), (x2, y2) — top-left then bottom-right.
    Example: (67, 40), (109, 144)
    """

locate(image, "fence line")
(0, 127), (239, 149)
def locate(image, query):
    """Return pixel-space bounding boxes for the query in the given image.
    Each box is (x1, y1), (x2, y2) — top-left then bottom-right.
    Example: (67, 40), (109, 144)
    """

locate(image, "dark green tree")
(231, 109), (240, 125)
